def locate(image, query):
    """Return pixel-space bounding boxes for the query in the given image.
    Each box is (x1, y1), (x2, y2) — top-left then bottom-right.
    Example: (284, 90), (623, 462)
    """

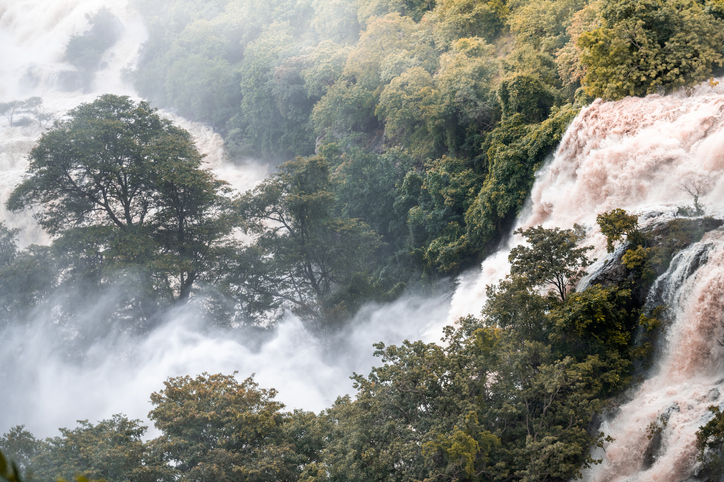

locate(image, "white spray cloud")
(0, 289), (451, 438)
(0, 0), (455, 442)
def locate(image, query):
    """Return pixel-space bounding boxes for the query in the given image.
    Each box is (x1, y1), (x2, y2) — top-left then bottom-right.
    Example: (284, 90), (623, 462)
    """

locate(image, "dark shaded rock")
(587, 249), (628, 290)
(642, 403), (680, 470)
(588, 217), (724, 306)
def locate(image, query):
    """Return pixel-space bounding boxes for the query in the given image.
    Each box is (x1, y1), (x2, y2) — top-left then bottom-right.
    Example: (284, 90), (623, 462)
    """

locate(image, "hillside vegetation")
(2, 0), (724, 479)
(6, 214), (724, 481)
(7, 0), (721, 329)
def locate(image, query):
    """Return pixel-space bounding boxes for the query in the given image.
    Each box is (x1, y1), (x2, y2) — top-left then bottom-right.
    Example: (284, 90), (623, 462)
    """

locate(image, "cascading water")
(452, 82), (724, 480)
(451, 83), (724, 322)
(582, 233), (724, 481)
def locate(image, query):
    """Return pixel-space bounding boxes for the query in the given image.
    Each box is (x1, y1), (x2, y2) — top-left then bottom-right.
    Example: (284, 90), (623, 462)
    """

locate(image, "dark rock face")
(587, 248), (628, 290)
(645, 217), (723, 250)
(588, 216), (724, 306)
(642, 402), (680, 470)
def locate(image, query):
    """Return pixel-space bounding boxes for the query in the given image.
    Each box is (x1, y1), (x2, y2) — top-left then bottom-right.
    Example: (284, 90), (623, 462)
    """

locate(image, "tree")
(233, 155), (381, 324)
(696, 406), (724, 476)
(311, 13), (436, 139)
(596, 208), (640, 253)
(483, 274), (552, 343)
(7, 94), (233, 305)
(679, 179), (707, 216)
(498, 74), (556, 123)
(230, 21), (316, 161)
(0, 427), (39, 475)
(29, 415), (161, 482)
(149, 373), (298, 482)
(304, 313), (614, 482)
(428, 0), (505, 45)
(0, 98), (44, 127)
(548, 285), (636, 362)
(577, 0), (724, 100)
(508, 225), (593, 301)
(403, 155), (484, 272)
(464, 104), (581, 260)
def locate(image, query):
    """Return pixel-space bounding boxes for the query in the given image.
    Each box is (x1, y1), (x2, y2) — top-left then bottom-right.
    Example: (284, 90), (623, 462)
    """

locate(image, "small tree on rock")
(509, 225), (593, 301)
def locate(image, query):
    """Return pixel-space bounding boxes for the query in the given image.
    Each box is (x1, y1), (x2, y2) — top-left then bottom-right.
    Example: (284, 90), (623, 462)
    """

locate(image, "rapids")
(452, 84), (724, 480)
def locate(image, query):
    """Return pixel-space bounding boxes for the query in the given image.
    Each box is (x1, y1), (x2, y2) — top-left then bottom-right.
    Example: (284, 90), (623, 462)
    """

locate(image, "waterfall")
(451, 83), (724, 323)
(452, 82), (724, 480)
(582, 233), (724, 481)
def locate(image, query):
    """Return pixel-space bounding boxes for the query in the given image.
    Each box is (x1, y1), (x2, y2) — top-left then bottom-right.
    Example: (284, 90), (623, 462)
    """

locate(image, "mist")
(0, 0), (458, 439)
(0, 285), (451, 437)
(4, 0), (724, 478)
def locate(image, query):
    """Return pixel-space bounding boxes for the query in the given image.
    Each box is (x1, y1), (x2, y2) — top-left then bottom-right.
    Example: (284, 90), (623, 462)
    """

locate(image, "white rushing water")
(452, 83), (724, 480)
(4, 1), (724, 479)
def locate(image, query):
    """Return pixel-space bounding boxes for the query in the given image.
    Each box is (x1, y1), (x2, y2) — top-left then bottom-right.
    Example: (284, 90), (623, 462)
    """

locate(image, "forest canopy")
(128, 0), (724, 286)
(2, 0), (724, 478)
(5, 213), (709, 481)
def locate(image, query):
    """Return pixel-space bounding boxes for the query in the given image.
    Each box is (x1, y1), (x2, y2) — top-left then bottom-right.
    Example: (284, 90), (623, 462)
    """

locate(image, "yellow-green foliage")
(596, 208), (640, 253)
(696, 406), (724, 476)
(622, 245), (651, 270)
(577, 0), (724, 100)
(423, 412), (500, 479)
(427, 0), (505, 44)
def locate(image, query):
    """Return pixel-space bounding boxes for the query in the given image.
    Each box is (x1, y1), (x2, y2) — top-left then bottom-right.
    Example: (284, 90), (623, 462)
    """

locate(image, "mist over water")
(0, 290), (450, 438)
(4, 0), (724, 479)
(0, 0), (452, 439)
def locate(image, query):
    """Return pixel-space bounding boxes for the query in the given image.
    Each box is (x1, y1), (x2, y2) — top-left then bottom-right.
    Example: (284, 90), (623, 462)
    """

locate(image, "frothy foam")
(452, 81), (724, 481)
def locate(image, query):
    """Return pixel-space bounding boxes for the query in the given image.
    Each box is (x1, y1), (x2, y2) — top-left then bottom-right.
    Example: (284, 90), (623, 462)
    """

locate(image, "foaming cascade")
(452, 80), (724, 480)
(583, 232), (724, 481)
(451, 80), (724, 320)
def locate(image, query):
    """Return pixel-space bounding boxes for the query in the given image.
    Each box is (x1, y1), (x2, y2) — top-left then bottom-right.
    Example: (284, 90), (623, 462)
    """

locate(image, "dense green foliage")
(577, 0), (724, 99)
(4, 0), (724, 478)
(6, 95), (235, 329)
(1, 225), (667, 482)
(231, 155), (382, 324)
(126, 0), (724, 283)
(509, 225), (592, 301)
(128, 0), (592, 280)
